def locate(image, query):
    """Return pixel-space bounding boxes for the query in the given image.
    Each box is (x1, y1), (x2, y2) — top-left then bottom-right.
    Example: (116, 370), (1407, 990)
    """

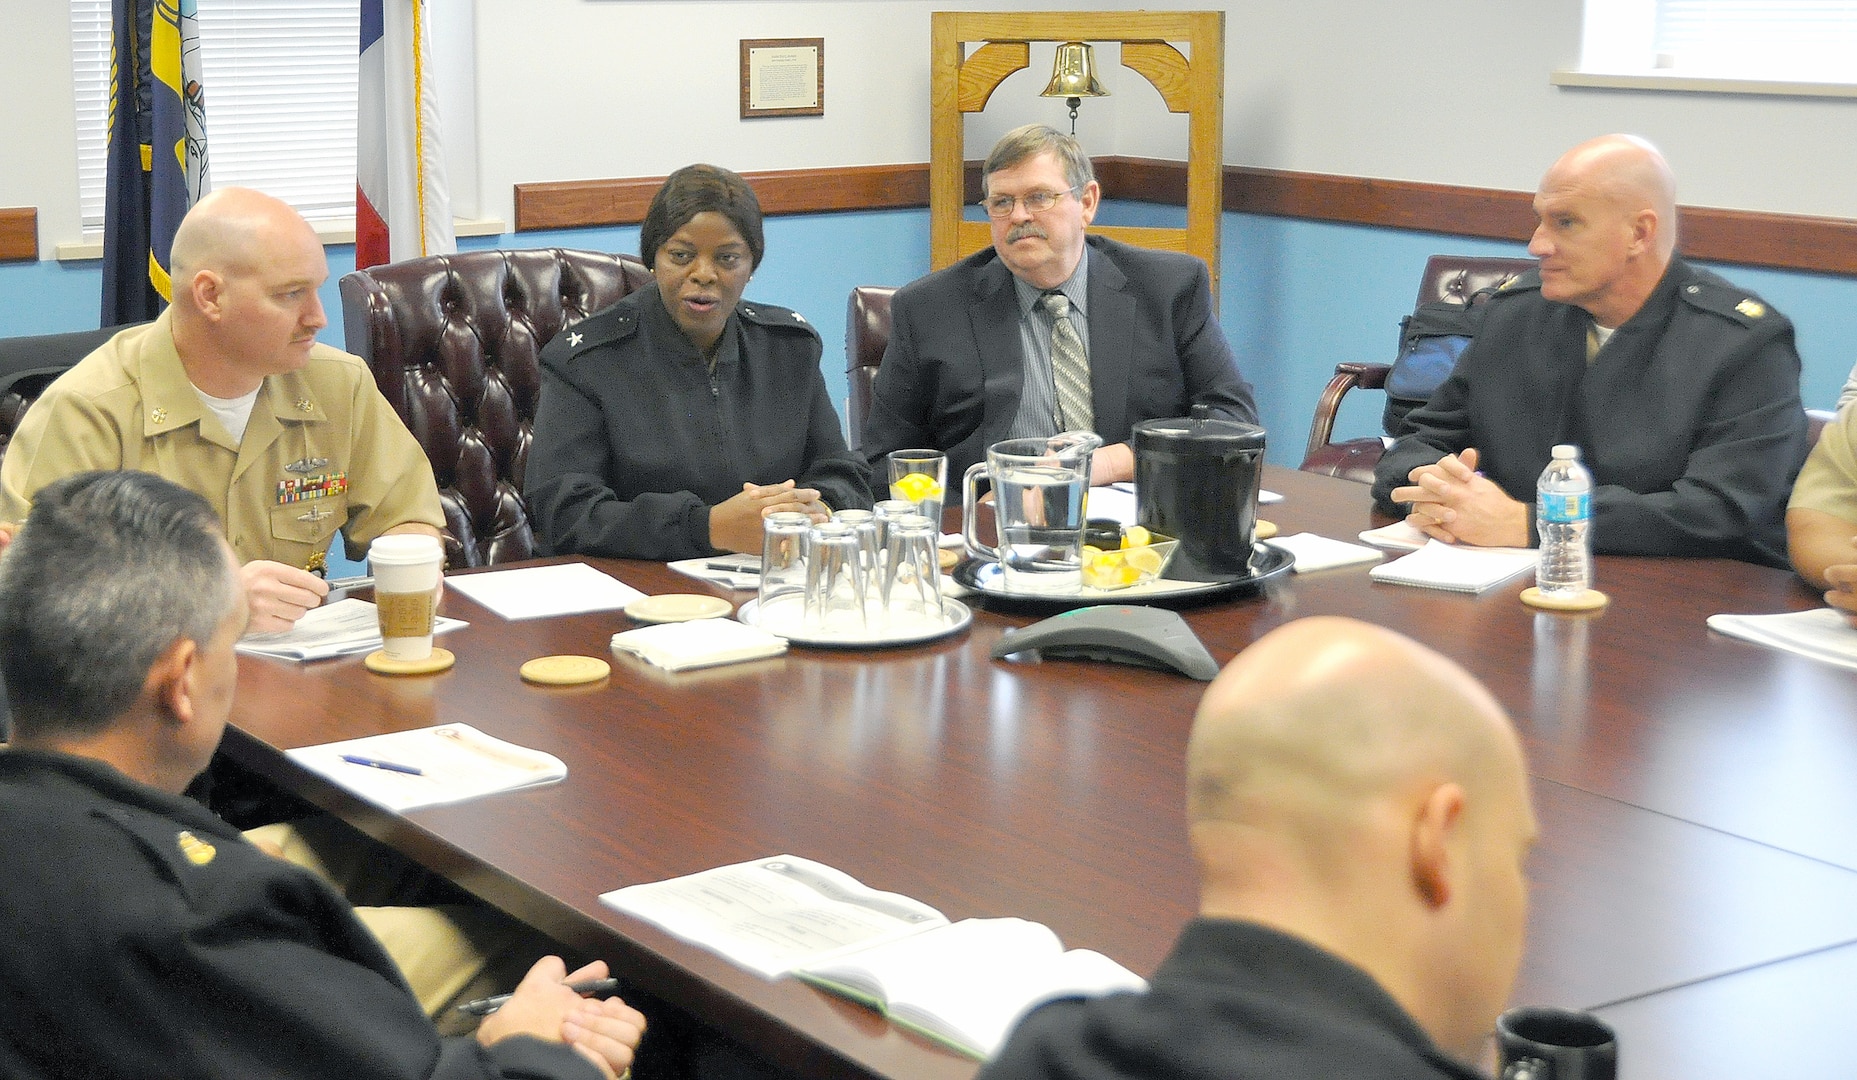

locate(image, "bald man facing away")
(980, 617), (1537, 1080)
(1373, 135), (1808, 567)
(0, 186), (444, 632)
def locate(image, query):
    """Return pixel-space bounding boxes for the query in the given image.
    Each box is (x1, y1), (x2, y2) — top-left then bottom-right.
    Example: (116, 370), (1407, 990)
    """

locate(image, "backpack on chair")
(1381, 287), (1500, 437)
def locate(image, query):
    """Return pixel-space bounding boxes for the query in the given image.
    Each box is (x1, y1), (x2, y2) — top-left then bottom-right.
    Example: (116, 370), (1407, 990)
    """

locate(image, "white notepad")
(1707, 608), (1857, 672)
(445, 563), (645, 620)
(235, 598), (469, 661)
(1368, 539), (1537, 594)
(287, 723), (566, 811)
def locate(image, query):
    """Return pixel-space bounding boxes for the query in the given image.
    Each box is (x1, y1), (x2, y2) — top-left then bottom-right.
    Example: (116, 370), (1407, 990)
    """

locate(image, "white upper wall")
(9, 0), (1856, 254)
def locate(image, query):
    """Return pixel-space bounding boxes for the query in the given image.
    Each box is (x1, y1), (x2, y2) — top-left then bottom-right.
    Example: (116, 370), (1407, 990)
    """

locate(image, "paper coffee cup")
(368, 534), (444, 661)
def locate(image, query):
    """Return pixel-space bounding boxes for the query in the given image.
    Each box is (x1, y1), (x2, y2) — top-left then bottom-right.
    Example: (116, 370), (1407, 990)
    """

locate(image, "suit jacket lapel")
(1086, 243), (1134, 440)
(969, 259), (1027, 450)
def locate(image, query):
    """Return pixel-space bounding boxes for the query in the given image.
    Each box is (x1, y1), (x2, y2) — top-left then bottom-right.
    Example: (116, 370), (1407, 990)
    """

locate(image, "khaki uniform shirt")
(1790, 403), (1857, 525)
(0, 313), (443, 570)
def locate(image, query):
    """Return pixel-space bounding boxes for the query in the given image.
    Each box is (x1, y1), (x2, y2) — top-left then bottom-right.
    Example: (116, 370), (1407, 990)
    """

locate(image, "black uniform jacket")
(0, 749), (600, 1080)
(525, 285), (872, 561)
(979, 918), (1486, 1080)
(1373, 258), (1808, 567)
(859, 235), (1258, 481)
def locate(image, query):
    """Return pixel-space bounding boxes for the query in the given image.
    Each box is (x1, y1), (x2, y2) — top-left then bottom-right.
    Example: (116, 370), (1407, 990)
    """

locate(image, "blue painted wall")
(7, 205), (1854, 471)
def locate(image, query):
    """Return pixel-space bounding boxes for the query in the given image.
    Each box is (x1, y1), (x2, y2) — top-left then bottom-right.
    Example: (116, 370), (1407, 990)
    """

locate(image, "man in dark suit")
(860, 125), (1256, 485)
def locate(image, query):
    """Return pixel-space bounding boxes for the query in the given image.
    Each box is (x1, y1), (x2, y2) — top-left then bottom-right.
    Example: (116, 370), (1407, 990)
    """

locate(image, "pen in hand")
(456, 976), (623, 1016)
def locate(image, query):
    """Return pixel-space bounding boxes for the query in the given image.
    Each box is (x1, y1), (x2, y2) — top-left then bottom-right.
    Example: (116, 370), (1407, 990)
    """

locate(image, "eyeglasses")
(979, 186), (1083, 219)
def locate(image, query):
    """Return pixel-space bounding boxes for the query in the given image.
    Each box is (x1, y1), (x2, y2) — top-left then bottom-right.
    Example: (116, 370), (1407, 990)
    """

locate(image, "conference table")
(222, 466), (1857, 1080)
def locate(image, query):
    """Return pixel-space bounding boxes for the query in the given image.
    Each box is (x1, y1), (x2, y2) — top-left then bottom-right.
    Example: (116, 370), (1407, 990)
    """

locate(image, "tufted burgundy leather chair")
(0, 324), (138, 474)
(340, 248), (652, 567)
(1300, 255), (1535, 483)
(844, 286), (896, 451)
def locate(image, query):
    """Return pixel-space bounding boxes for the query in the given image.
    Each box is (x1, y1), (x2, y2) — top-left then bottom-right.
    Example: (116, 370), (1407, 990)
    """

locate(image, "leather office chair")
(339, 248), (652, 567)
(844, 286), (896, 451)
(1301, 255), (1535, 483)
(0, 324), (137, 473)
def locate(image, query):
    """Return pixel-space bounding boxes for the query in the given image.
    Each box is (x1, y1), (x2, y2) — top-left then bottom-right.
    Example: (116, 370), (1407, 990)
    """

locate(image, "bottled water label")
(1539, 491), (1590, 524)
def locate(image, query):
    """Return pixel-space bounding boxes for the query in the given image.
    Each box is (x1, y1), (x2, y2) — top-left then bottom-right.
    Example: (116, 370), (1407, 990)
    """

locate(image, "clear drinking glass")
(804, 522), (868, 633)
(888, 449), (948, 527)
(882, 513), (944, 624)
(832, 508), (880, 573)
(759, 511), (812, 614)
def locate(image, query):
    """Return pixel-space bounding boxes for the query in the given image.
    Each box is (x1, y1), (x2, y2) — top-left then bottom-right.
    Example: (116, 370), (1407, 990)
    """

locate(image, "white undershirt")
(194, 384), (261, 445)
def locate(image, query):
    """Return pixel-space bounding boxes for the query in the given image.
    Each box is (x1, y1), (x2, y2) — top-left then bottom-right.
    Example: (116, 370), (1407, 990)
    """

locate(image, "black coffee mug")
(1496, 1006), (1618, 1080)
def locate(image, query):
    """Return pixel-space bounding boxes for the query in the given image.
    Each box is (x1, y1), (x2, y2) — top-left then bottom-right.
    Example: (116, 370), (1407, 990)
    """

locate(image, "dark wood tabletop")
(222, 467), (1857, 1080)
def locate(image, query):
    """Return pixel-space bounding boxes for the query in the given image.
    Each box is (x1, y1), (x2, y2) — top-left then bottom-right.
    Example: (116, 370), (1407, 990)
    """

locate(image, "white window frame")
(65, 0), (484, 249)
(1555, 0), (1857, 98)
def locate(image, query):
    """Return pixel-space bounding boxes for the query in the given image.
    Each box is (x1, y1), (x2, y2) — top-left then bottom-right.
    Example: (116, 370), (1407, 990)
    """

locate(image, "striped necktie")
(1040, 291), (1093, 432)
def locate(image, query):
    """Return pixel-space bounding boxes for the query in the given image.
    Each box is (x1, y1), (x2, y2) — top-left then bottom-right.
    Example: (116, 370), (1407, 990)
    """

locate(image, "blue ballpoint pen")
(340, 754), (424, 776)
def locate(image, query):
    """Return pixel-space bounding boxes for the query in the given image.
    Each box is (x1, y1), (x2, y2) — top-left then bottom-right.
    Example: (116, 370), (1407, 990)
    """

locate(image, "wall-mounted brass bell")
(1039, 41), (1109, 134)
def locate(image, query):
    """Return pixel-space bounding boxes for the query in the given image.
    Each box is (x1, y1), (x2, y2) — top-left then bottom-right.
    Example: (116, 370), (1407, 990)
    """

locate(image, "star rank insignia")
(1736, 299), (1767, 319)
(176, 831), (217, 865)
(792, 312), (806, 323)
(568, 331), (584, 347)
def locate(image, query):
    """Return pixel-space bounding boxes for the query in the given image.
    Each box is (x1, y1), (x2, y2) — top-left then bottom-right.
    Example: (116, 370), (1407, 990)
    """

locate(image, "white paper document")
(601, 855), (949, 979)
(1266, 532), (1385, 573)
(1358, 520), (1430, 551)
(444, 562), (646, 620)
(668, 555), (760, 591)
(287, 723), (567, 812)
(1369, 539), (1537, 594)
(1708, 608), (1857, 672)
(235, 598), (468, 661)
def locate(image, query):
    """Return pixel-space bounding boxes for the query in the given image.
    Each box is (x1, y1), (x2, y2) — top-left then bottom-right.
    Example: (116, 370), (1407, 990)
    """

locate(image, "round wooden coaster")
(937, 547), (961, 571)
(626, 593), (734, 624)
(364, 647), (456, 676)
(1520, 586), (1610, 612)
(520, 654), (611, 686)
(1254, 519), (1279, 540)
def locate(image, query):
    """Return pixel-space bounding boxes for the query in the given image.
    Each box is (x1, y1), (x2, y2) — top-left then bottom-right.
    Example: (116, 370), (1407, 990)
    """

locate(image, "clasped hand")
(710, 480), (828, 553)
(477, 957), (645, 1079)
(1390, 448), (1531, 548)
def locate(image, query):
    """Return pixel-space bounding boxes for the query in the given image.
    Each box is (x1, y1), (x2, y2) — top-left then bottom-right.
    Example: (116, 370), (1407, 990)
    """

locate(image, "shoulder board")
(736, 301), (821, 339)
(1678, 278), (1780, 328)
(542, 302), (642, 365)
(1491, 268), (1542, 296)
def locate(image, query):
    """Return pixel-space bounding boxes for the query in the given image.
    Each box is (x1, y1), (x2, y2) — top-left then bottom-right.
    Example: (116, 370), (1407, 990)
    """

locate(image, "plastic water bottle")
(1536, 444), (1592, 598)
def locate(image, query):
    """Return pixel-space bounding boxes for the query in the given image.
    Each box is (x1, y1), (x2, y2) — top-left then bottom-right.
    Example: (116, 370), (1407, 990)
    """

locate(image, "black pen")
(705, 561), (760, 575)
(456, 976), (622, 1016)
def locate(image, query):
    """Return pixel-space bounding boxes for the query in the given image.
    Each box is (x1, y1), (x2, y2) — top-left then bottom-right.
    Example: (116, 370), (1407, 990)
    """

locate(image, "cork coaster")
(364, 647), (456, 676)
(1520, 586), (1610, 612)
(938, 547), (961, 571)
(520, 654), (611, 686)
(1254, 519), (1279, 540)
(626, 594), (733, 624)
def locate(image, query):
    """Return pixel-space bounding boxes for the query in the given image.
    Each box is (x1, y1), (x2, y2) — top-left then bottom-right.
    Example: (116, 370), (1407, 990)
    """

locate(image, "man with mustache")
(1372, 135), (1809, 565)
(860, 124), (1256, 484)
(0, 186), (445, 633)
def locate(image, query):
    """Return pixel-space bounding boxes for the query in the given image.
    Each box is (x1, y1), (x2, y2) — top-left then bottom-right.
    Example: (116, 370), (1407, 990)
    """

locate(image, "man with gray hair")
(1373, 134), (1808, 565)
(860, 124), (1256, 484)
(981, 617), (1536, 1079)
(0, 470), (644, 1080)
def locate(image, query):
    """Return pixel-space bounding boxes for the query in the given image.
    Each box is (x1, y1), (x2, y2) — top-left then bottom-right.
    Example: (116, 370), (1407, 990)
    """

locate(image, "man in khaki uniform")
(0, 186), (444, 633)
(1787, 406), (1857, 622)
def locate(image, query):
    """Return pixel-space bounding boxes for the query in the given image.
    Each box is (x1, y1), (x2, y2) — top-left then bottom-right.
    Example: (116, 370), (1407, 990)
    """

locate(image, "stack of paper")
(1708, 608), (1857, 672)
(610, 618), (787, 672)
(287, 723), (566, 811)
(1265, 532), (1384, 573)
(1368, 539), (1537, 594)
(445, 563), (645, 619)
(236, 598), (468, 661)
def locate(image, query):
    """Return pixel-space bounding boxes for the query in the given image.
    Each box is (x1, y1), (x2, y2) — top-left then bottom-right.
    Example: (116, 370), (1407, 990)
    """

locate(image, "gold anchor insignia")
(151, 407), (168, 424)
(1736, 299), (1766, 319)
(177, 831), (216, 865)
(295, 398), (315, 412)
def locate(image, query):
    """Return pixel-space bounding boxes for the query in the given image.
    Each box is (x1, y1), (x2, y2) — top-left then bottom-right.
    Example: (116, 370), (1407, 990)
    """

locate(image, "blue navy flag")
(101, 0), (209, 326)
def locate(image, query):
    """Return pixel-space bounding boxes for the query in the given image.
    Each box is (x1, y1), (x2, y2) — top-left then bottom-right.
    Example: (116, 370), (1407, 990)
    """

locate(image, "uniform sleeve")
(1589, 329), (1807, 561)
(1371, 362), (1474, 514)
(1790, 406), (1857, 523)
(337, 367), (446, 554)
(795, 346), (875, 513)
(1173, 260), (1257, 427)
(523, 364), (716, 560)
(2, 813), (598, 1080)
(0, 385), (129, 523)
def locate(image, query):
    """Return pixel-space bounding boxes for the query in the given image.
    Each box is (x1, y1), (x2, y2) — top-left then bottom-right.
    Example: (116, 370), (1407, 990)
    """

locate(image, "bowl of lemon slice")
(1080, 524), (1179, 590)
